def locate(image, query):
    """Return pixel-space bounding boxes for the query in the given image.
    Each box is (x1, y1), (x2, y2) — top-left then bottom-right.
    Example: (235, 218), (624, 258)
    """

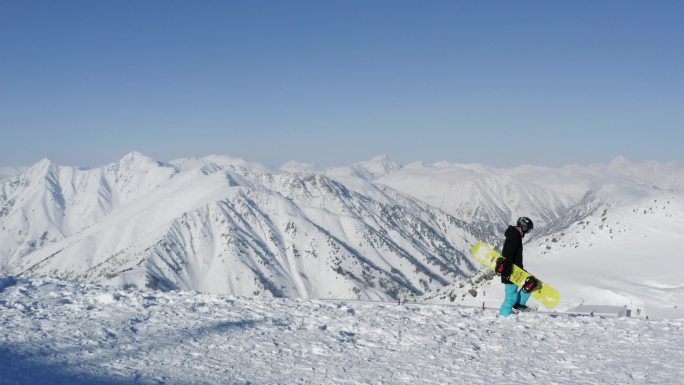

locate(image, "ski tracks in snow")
(1, 278), (682, 384)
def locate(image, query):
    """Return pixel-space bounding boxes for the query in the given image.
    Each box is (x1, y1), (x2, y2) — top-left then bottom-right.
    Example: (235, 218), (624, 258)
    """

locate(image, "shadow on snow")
(0, 344), (147, 385)
(0, 318), (266, 385)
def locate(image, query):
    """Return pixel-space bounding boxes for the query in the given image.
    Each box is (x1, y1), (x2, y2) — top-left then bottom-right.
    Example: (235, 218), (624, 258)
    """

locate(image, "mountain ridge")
(1, 153), (479, 300)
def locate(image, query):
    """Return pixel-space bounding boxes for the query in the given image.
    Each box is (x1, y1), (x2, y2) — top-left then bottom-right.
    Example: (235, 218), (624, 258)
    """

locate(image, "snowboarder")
(496, 217), (534, 316)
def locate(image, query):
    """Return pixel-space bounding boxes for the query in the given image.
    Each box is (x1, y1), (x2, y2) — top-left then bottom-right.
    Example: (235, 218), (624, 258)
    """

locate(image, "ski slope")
(426, 193), (684, 319)
(0, 277), (681, 385)
(528, 193), (684, 319)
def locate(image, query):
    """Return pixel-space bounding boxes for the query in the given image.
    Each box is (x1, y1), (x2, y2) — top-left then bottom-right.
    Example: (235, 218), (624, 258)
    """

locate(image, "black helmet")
(517, 217), (534, 234)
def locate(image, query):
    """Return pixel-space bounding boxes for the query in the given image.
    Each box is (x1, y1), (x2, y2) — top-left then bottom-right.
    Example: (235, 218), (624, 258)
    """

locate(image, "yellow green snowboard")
(471, 241), (560, 308)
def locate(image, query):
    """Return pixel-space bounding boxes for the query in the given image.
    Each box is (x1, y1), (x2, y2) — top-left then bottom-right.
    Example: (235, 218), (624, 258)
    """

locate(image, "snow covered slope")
(526, 193), (684, 319)
(0, 153), (476, 300)
(427, 193), (684, 319)
(1, 277), (682, 385)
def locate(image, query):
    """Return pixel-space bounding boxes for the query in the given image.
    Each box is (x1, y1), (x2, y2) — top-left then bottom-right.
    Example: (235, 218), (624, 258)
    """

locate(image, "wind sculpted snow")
(0, 278), (682, 385)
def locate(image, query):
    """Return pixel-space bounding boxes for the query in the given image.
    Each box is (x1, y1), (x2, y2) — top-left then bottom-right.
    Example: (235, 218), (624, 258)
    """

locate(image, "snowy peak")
(201, 154), (272, 173)
(110, 151), (175, 174)
(23, 157), (60, 181)
(118, 150), (157, 165)
(279, 160), (318, 173)
(3, 157), (62, 206)
(607, 155), (631, 170)
(357, 154), (402, 176)
(326, 154), (401, 180)
(170, 154), (272, 176)
(32, 157), (58, 170)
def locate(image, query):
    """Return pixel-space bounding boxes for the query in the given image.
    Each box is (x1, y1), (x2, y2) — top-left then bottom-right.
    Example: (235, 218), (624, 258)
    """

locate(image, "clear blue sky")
(1, 1), (682, 168)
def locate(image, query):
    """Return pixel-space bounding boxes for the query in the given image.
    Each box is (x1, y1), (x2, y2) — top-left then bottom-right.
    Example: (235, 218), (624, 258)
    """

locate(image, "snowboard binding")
(494, 257), (511, 277)
(522, 276), (539, 293)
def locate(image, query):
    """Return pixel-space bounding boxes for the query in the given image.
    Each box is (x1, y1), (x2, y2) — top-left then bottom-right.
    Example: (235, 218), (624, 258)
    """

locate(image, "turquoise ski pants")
(500, 283), (531, 316)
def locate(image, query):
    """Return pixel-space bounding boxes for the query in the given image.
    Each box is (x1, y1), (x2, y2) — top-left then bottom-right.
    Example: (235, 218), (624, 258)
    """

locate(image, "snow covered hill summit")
(1, 152), (683, 317)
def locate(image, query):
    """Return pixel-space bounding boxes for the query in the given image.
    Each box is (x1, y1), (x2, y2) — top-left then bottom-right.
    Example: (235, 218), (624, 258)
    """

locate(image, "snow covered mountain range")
(1, 152), (683, 317)
(0, 152), (478, 301)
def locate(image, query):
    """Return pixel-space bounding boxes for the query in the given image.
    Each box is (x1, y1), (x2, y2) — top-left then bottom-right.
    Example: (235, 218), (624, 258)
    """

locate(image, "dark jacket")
(501, 225), (523, 284)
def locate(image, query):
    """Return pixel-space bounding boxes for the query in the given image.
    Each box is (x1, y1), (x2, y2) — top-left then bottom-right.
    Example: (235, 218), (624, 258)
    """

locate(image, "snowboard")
(471, 241), (560, 308)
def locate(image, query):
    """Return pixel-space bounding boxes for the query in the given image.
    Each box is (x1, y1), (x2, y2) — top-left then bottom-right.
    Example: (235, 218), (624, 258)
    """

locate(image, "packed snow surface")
(1, 277), (682, 385)
(436, 193), (684, 320)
